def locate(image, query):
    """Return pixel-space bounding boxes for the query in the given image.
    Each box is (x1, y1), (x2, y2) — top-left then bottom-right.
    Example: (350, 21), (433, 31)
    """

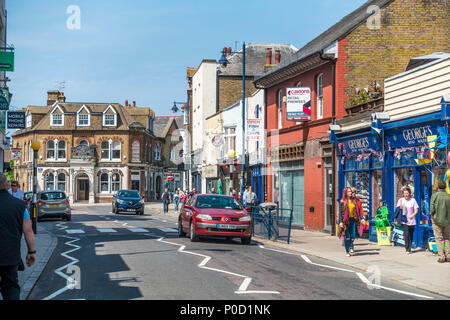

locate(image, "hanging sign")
(11, 148), (21, 161)
(0, 88), (10, 110)
(7, 111), (26, 129)
(0, 52), (14, 72)
(286, 87), (311, 121)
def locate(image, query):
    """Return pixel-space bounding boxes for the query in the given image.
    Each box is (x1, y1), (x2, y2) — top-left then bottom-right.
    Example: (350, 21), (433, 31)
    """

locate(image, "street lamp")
(31, 141), (41, 234)
(218, 42), (247, 200)
(172, 101), (184, 114)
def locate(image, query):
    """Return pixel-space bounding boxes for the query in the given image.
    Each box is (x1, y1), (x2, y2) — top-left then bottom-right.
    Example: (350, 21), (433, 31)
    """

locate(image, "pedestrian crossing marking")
(158, 228), (178, 233)
(97, 228), (117, 233)
(66, 229), (85, 234)
(127, 228), (149, 233)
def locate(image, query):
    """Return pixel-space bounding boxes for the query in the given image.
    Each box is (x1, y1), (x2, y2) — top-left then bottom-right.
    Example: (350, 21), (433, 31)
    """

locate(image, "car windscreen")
(118, 191), (140, 198)
(41, 192), (66, 200)
(195, 196), (242, 210)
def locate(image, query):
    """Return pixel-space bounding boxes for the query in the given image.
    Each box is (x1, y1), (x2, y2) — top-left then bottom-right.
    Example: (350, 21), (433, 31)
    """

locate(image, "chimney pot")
(275, 50), (281, 65)
(125, 99), (129, 106)
(133, 101), (136, 107)
(227, 47), (232, 56)
(266, 48), (272, 65)
(223, 47), (227, 57)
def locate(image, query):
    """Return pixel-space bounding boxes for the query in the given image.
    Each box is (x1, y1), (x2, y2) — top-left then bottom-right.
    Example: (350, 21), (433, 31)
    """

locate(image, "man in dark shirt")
(161, 188), (170, 213)
(0, 173), (36, 300)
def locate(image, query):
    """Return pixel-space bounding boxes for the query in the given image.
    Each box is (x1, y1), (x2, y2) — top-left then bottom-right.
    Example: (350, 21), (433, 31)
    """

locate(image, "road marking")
(97, 228), (117, 233)
(127, 228), (149, 233)
(356, 273), (433, 299)
(66, 229), (85, 234)
(122, 223), (128, 226)
(155, 237), (280, 295)
(301, 255), (355, 273)
(158, 228), (178, 233)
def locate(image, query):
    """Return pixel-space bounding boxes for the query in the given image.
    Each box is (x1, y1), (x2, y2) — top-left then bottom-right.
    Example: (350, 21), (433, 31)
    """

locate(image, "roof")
(255, 0), (394, 84)
(218, 43), (298, 77)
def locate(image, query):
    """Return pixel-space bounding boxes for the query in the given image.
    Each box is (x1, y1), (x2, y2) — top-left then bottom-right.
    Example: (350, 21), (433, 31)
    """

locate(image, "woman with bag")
(339, 187), (362, 257)
(396, 187), (418, 254)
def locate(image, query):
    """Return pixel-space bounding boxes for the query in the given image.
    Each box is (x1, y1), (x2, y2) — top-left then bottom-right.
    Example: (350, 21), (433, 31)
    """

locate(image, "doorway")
(76, 174), (89, 202)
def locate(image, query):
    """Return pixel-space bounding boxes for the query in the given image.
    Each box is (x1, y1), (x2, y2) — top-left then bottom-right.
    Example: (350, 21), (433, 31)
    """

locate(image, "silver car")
(36, 191), (72, 221)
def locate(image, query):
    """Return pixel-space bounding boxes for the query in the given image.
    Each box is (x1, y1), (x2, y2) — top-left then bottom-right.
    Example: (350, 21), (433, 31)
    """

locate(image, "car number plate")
(217, 224), (233, 229)
(49, 204), (60, 207)
(127, 209), (136, 212)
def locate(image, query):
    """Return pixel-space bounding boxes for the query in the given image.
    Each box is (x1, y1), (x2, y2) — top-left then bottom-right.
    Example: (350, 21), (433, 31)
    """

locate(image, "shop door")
(324, 168), (333, 230)
(280, 171), (304, 225)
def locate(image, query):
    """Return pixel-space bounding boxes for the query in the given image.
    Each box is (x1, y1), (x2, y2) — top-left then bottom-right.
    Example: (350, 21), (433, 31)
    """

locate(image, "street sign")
(0, 88), (10, 110)
(0, 52), (14, 72)
(212, 135), (224, 147)
(286, 87), (311, 121)
(167, 173), (174, 181)
(11, 148), (21, 161)
(7, 111), (25, 129)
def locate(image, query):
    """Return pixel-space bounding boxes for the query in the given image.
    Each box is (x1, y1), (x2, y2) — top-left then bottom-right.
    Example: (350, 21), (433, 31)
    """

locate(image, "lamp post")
(218, 42), (247, 200)
(31, 141), (41, 234)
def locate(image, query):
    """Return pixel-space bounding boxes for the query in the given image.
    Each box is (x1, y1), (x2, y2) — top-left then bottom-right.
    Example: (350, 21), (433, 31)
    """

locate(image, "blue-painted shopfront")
(333, 97), (450, 248)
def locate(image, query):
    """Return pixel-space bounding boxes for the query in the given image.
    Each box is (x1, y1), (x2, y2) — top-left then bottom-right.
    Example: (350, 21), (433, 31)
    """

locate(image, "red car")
(178, 194), (252, 244)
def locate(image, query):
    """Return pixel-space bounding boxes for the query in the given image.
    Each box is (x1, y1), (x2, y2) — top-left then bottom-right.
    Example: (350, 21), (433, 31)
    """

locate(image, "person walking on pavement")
(174, 189), (180, 212)
(161, 188), (170, 213)
(0, 173), (36, 300)
(396, 187), (419, 255)
(430, 180), (450, 263)
(189, 188), (197, 199)
(339, 187), (362, 257)
(8, 181), (24, 201)
(350, 187), (366, 252)
(243, 185), (257, 206)
(210, 187), (216, 194)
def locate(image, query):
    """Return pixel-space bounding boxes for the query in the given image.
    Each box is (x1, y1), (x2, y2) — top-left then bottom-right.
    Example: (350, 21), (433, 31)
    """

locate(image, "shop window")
(394, 168), (415, 205)
(393, 149), (415, 167)
(371, 170), (383, 218)
(371, 153), (383, 169)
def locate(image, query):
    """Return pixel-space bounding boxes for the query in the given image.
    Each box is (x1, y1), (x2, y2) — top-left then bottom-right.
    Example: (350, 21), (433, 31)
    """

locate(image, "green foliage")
(5, 160), (14, 181)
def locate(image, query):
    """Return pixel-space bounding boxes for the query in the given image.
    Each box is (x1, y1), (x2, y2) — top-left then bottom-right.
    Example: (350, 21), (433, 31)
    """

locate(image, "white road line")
(127, 228), (149, 233)
(301, 255), (355, 273)
(158, 228), (178, 233)
(122, 223), (128, 226)
(65, 229), (85, 234)
(356, 273), (434, 299)
(97, 229), (117, 233)
(156, 237), (280, 295)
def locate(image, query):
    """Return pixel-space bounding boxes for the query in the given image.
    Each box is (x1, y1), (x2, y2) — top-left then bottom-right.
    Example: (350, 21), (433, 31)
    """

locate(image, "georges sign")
(341, 135), (379, 155)
(386, 124), (438, 147)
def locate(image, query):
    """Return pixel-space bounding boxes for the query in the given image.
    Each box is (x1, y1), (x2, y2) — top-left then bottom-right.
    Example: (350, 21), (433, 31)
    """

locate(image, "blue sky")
(7, 0), (368, 116)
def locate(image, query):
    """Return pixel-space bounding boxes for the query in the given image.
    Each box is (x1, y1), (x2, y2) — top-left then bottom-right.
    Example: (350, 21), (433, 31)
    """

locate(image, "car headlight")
(117, 199), (125, 204)
(197, 214), (212, 220)
(139, 199), (145, 204)
(239, 216), (251, 222)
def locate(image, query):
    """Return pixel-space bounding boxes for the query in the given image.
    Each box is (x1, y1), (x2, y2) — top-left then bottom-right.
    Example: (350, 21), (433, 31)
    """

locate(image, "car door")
(182, 196), (195, 231)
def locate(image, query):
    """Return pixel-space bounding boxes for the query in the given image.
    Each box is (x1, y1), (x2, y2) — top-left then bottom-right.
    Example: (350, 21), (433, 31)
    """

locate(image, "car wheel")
(112, 205), (116, 214)
(190, 221), (199, 242)
(114, 206), (119, 214)
(65, 214), (72, 222)
(241, 237), (251, 245)
(178, 219), (186, 238)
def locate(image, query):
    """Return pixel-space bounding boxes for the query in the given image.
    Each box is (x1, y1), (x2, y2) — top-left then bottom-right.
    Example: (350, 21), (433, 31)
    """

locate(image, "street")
(27, 205), (445, 300)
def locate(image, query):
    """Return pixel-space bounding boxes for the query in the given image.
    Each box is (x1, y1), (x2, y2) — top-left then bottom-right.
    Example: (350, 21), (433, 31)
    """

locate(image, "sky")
(6, 0), (368, 116)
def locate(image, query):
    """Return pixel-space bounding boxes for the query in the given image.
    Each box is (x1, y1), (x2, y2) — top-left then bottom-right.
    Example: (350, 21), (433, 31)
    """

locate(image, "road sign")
(7, 111), (25, 129)
(0, 52), (14, 72)
(167, 173), (174, 181)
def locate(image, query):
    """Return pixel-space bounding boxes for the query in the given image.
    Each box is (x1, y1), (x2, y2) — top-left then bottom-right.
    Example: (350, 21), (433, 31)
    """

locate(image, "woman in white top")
(396, 187), (419, 254)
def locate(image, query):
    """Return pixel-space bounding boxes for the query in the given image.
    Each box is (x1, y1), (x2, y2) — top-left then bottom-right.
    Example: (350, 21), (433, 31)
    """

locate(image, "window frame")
(277, 89), (283, 129)
(317, 73), (323, 120)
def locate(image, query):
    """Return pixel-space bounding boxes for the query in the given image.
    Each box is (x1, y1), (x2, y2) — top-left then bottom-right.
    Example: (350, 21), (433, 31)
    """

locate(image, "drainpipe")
(319, 51), (336, 235)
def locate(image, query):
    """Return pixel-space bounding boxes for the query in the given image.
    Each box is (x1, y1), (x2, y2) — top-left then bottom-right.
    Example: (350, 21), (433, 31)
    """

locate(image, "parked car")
(112, 190), (145, 215)
(36, 191), (71, 221)
(23, 192), (32, 205)
(178, 194), (252, 244)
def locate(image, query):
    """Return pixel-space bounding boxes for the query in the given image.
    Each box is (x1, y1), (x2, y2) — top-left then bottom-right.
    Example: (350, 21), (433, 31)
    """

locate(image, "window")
(57, 173), (66, 191)
(224, 127), (236, 155)
(51, 113), (63, 126)
(78, 139), (89, 147)
(170, 147), (175, 161)
(46, 141), (55, 160)
(101, 141), (110, 160)
(111, 173), (120, 192)
(154, 145), (161, 160)
(58, 141), (66, 159)
(132, 141), (140, 162)
(100, 173), (109, 193)
(26, 114), (32, 128)
(296, 81), (302, 87)
(77, 114), (90, 126)
(317, 74), (323, 120)
(29, 142), (32, 162)
(111, 141), (121, 160)
(45, 173), (55, 190)
(277, 89), (283, 129)
(104, 114), (116, 126)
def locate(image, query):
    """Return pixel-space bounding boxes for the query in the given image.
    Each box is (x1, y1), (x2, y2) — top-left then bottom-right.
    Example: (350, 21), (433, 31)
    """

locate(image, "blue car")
(112, 190), (145, 215)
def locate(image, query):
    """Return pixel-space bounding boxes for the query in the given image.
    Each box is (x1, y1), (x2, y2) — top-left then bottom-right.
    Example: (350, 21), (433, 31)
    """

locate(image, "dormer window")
(26, 114), (32, 128)
(50, 105), (65, 127)
(103, 105), (117, 126)
(77, 105), (91, 126)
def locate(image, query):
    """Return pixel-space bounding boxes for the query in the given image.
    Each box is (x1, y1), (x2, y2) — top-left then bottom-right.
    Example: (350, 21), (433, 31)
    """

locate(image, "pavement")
(10, 201), (450, 300)
(144, 201), (450, 299)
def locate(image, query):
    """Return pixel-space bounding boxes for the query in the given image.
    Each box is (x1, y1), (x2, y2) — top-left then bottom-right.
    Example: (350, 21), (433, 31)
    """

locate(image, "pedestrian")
(231, 189), (239, 202)
(243, 185), (258, 207)
(0, 173), (36, 300)
(180, 190), (188, 207)
(210, 187), (216, 194)
(161, 188), (170, 213)
(396, 187), (419, 255)
(339, 187), (362, 257)
(189, 188), (197, 199)
(174, 189), (180, 212)
(8, 181), (24, 201)
(430, 180), (450, 263)
(350, 187), (367, 251)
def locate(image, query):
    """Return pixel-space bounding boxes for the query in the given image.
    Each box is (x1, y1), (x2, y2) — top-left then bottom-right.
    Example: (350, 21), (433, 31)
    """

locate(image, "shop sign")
(340, 135), (379, 155)
(0, 88), (10, 110)
(7, 111), (25, 129)
(246, 119), (261, 140)
(11, 148), (21, 160)
(386, 124), (439, 148)
(0, 52), (14, 72)
(286, 87), (311, 121)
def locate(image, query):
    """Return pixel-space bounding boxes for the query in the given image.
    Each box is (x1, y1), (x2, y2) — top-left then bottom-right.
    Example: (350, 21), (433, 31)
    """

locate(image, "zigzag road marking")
(149, 235), (280, 295)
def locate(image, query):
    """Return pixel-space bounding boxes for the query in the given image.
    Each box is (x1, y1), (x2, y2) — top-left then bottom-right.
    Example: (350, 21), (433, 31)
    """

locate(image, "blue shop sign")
(340, 135), (380, 155)
(385, 124), (439, 148)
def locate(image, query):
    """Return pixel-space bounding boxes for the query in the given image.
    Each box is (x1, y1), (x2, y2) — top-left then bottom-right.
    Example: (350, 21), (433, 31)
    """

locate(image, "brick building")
(12, 91), (157, 204)
(255, 0), (450, 232)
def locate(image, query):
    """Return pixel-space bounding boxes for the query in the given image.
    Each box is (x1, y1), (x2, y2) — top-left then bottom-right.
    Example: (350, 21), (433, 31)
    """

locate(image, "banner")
(286, 87), (311, 121)
(246, 119), (261, 140)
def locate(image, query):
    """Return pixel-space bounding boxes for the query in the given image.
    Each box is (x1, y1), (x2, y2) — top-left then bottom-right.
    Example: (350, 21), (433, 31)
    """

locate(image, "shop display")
(355, 171), (369, 216)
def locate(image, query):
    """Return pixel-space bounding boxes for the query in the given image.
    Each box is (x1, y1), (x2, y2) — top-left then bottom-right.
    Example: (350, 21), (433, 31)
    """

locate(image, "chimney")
(47, 90), (59, 106)
(132, 101), (136, 107)
(275, 50), (281, 65)
(222, 47), (227, 58)
(57, 92), (66, 103)
(266, 48), (272, 65)
(227, 47), (232, 56)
